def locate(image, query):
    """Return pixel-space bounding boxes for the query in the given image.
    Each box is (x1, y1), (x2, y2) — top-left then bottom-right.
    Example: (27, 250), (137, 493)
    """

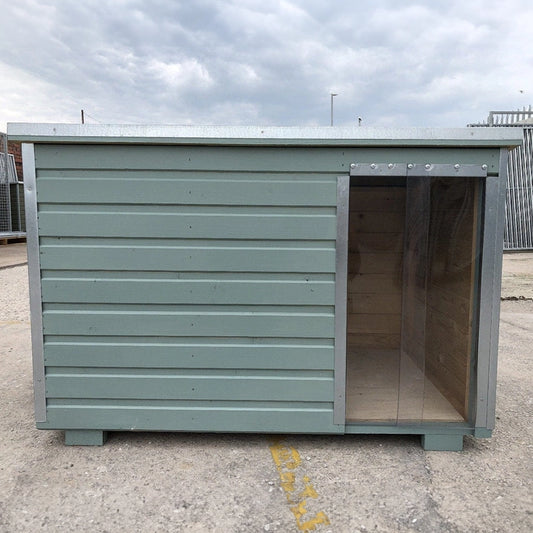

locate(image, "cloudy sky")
(1, 0), (532, 131)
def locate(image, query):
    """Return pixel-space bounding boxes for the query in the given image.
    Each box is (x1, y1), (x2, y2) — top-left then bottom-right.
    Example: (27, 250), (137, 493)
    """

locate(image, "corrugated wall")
(34, 143), (342, 433)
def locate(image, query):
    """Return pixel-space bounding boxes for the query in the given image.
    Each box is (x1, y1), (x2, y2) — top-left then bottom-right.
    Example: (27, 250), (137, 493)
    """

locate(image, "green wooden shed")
(8, 124), (522, 450)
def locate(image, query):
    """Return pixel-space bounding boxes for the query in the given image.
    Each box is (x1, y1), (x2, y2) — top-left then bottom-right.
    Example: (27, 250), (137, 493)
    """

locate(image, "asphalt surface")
(0, 243), (531, 532)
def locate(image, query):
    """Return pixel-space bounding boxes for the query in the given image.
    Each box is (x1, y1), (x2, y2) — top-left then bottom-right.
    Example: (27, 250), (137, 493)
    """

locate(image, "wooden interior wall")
(346, 179), (477, 422)
(425, 178), (479, 418)
(347, 185), (406, 350)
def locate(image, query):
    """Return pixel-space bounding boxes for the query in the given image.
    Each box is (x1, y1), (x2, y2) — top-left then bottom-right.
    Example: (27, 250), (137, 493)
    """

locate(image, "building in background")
(469, 108), (533, 250)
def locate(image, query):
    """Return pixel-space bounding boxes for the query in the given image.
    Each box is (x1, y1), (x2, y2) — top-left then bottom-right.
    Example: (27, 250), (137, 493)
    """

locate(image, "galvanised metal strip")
(349, 162), (488, 178)
(333, 175), (349, 425)
(22, 143), (47, 423)
(475, 150), (508, 430)
(485, 148), (509, 429)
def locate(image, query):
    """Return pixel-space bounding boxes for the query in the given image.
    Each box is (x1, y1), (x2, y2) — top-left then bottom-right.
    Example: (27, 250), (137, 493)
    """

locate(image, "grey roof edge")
(7, 123), (523, 147)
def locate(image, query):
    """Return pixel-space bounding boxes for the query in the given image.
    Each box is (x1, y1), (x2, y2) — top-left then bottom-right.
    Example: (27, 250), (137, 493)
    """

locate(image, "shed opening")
(346, 174), (481, 424)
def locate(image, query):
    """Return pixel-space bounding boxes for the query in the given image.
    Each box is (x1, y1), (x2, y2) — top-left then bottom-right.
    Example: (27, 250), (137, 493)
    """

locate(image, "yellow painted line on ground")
(269, 440), (330, 532)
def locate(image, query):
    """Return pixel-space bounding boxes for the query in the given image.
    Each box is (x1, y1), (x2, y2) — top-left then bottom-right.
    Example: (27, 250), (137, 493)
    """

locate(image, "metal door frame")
(334, 161), (501, 428)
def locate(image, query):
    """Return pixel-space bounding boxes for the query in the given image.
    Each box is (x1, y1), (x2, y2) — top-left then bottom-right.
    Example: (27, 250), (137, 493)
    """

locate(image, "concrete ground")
(0, 243), (531, 532)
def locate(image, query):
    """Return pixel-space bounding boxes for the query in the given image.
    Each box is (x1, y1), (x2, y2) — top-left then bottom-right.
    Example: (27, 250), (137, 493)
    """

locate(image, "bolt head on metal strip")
(350, 162), (408, 176)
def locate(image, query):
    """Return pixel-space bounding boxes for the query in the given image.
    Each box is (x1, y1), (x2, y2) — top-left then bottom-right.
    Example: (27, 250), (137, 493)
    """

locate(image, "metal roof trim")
(7, 123), (523, 147)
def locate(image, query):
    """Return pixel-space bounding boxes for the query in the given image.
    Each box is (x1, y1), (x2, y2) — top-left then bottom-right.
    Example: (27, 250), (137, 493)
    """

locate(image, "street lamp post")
(330, 93), (338, 126)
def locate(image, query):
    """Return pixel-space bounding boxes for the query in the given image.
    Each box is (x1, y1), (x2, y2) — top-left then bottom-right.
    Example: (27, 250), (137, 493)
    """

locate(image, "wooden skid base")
(60, 428), (467, 450)
(421, 433), (464, 451)
(64, 430), (108, 446)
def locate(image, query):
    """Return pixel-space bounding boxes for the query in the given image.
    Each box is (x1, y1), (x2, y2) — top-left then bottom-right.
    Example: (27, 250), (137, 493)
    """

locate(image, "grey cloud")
(1, 0), (532, 129)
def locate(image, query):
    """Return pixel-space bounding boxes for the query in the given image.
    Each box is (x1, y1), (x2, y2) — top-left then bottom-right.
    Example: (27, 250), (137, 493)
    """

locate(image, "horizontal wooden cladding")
(34, 144), (353, 172)
(349, 212), (405, 234)
(425, 360), (467, 415)
(350, 187), (406, 212)
(348, 252), (402, 274)
(36, 169), (337, 181)
(43, 341), (334, 369)
(37, 212), (336, 239)
(348, 293), (402, 315)
(36, 177), (336, 206)
(41, 270), (334, 282)
(38, 204), (334, 216)
(425, 342), (468, 384)
(348, 273), (403, 294)
(347, 333), (400, 349)
(39, 245), (335, 273)
(39, 237), (335, 249)
(427, 282), (470, 321)
(40, 406), (342, 433)
(41, 278), (335, 305)
(42, 311), (334, 338)
(34, 144), (500, 172)
(48, 398), (331, 408)
(347, 314), (401, 335)
(45, 372), (333, 402)
(349, 232), (404, 253)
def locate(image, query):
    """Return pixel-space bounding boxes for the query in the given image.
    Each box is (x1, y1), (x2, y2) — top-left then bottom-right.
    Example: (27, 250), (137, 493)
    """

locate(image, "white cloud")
(0, 62), (79, 126)
(148, 58), (213, 91)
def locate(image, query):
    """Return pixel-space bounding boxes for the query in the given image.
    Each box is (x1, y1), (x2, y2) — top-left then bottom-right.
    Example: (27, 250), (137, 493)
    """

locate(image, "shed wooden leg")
(64, 430), (108, 446)
(421, 434), (463, 451)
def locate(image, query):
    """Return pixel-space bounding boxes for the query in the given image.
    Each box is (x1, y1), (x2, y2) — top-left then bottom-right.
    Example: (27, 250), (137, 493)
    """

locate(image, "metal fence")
(469, 109), (533, 250)
(1, 132), (26, 237)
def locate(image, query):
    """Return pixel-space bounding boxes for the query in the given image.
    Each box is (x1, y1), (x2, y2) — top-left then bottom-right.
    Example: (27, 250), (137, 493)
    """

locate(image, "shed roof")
(7, 123), (523, 148)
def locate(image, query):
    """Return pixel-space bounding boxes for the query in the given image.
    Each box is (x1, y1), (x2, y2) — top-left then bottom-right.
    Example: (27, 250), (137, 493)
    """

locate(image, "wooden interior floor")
(346, 349), (465, 423)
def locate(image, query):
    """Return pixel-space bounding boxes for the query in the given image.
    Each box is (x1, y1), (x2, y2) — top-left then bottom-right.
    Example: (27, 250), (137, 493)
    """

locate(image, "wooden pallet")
(0, 235), (27, 245)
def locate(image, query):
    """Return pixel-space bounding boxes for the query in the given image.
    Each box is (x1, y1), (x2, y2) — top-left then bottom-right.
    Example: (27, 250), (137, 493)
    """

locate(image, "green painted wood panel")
(38, 246), (335, 272)
(36, 177), (336, 206)
(39, 237), (335, 248)
(34, 144), (501, 173)
(41, 270), (334, 282)
(42, 311), (334, 338)
(37, 212), (336, 239)
(39, 406), (343, 433)
(36, 169), (337, 182)
(43, 341), (334, 369)
(32, 142), (342, 434)
(45, 374), (333, 401)
(45, 367), (332, 377)
(48, 398), (332, 408)
(41, 278), (334, 304)
(43, 303), (332, 313)
(38, 204), (334, 215)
